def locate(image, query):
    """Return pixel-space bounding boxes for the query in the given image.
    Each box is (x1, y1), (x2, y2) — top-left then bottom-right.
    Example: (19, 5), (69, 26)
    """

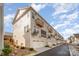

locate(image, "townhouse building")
(12, 7), (64, 48)
(68, 34), (79, 45)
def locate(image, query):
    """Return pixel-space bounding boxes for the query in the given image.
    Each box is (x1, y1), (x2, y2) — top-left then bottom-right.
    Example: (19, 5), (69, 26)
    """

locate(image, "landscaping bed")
(9, 48), (36, 56)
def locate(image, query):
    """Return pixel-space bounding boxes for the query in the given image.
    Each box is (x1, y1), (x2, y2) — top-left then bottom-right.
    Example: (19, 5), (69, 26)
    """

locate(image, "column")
(0, 3), (4, 51)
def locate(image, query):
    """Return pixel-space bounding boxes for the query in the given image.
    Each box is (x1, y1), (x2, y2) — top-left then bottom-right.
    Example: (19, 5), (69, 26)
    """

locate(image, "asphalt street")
(35, 44), (70, 56)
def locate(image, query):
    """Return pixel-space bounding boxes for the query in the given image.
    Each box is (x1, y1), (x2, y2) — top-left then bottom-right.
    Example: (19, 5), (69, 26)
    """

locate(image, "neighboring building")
(4, 32), (16, 48)
(0, 4), (4, 51)
(12, 7), (64, 48)
(68, 34), (79, 45)
(4, 32), (13, 40)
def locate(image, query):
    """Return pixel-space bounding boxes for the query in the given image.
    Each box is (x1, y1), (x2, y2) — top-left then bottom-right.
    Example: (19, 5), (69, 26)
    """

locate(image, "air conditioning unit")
(31, 28), (39, 35)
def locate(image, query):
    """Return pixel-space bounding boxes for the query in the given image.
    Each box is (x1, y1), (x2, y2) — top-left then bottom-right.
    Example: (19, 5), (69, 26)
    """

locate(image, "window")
(32, 12), (35, 19)
(32, 28), (39, 35)
(24, 25), (29, 32)
(16, 40), (18, 44)
(27, 14), (29, 18)
(21, 43), (23, 46)
(41, 29), (46, 38)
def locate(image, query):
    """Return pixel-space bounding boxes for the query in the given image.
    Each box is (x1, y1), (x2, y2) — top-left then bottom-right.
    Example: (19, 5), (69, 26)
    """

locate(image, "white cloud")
(52, 4), (69, 16)
(74, 25), (79, 29)
(59, 14), (67, 20)
(66, 11), (79, 20)
(54, 20), (70, 29)
(4, 14), (15, 23)
(4, 14), (15, 32)
(52, 4), (78, 16)
(51, 4), (79, 40)
(58, 11), (79, 20)
(60, 24), (79, 39)
(31, 3), (47, 12)
(61, 29), (76, 39)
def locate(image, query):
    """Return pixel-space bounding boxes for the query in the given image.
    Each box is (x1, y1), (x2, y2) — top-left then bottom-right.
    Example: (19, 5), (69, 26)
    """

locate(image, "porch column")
(0, 3), (4, 51)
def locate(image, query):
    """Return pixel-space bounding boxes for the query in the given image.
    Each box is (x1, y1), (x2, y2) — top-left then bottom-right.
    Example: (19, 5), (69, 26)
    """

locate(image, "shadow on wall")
(23, 26), (30, 48)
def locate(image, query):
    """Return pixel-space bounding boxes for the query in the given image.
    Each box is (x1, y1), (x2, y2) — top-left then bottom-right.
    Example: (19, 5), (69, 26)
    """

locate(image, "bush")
(2, 44), (12, 56)
(21, 47), (26, 49)
(29, 48), (34, 51)
(45, 45), (49, 47)
(16, 46), (19, 48)
(4, 44), (10, 48)
(53, 44), (56, 46)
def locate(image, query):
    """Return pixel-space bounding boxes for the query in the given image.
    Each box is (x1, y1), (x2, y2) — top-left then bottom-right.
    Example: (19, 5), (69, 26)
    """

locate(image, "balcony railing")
(48, 27), (52, 33)
(35, 18), (44, 27)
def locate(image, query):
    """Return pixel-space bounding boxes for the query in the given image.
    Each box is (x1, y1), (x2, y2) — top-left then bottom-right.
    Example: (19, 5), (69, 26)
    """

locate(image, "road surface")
(35, 44), (70, 56)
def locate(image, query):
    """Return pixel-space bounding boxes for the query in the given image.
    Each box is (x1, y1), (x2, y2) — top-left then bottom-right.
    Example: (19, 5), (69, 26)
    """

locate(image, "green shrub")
(45, 45), (49, 47)
(16, 46), (19, 48)
(29, 48), (34, 51)
(53, 44), (56, 46)
(21, 47), (26, 49)
(4, 44), (10, 48)
(2, 44), (12, 56)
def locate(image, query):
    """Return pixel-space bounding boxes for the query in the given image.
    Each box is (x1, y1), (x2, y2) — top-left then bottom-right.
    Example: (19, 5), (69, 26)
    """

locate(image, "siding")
(30, 10), (56, 48)
(13, 11), (31, 47)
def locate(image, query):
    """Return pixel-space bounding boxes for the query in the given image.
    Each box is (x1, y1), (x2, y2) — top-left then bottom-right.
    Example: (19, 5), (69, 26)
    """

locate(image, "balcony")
(48, 27), (52, 33)
(35, 18), (44, 27)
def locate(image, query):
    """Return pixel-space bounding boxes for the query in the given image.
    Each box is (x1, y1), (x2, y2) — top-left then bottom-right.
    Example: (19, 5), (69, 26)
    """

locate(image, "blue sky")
(4, 3), (79, 39)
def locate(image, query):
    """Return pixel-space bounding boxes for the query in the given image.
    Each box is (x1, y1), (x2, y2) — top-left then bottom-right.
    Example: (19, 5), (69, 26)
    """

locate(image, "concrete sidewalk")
(27, 47), (51, 56)
(69, 45), (79, 56)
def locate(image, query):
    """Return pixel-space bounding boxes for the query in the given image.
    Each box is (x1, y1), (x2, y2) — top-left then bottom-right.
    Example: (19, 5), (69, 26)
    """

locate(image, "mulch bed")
(9, 48), (35, 56)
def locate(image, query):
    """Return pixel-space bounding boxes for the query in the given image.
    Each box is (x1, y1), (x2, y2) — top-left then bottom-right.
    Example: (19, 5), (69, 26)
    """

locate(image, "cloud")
(54, 11), (79, 29)
(54, 20), (70, 29)
(4, 14), (15, 32)
(59, 14), (67, 20)
(52, 4), (78, 16)
(31, 3), (47, 12)
(51, 4), (79, 39)
(66, 11), (79, 20)
(4, 14), (14, 22)
(74, 25), (79, 29)
(52, 4), (68, 16)
(60, 23), (79, 39)
(61, 29), (75, 39)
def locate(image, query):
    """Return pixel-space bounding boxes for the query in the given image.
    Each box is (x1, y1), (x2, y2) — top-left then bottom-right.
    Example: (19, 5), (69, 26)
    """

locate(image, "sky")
(4, 3), (79, 39)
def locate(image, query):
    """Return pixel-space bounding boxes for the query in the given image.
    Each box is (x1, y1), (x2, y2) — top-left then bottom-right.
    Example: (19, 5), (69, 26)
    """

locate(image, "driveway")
(35, 44), (70, 56)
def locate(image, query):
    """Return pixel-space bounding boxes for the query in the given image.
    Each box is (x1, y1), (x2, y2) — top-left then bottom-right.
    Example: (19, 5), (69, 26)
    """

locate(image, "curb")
(68, 45), (72, 56)
(27, 44), (63, 56)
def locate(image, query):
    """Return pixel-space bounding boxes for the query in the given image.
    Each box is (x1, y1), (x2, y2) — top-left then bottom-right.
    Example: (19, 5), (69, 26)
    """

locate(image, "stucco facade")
(13, 7), (64, 48)
(68, 34), (79, 45)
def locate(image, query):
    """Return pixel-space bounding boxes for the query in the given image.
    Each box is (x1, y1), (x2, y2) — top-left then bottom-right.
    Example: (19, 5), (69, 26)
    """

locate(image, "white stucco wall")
(13, 11), (31, 47)
(73, 38), (79, 45)
(16, 9), (26, 20)
(13, 8), (64, 48)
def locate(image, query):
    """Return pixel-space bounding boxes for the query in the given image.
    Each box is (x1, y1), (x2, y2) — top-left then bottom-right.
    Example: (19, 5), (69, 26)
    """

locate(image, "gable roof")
(12, 7), (32, 24)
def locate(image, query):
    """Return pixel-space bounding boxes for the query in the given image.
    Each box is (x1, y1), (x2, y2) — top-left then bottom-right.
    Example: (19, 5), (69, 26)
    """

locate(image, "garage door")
(32, 42), (46, 48)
